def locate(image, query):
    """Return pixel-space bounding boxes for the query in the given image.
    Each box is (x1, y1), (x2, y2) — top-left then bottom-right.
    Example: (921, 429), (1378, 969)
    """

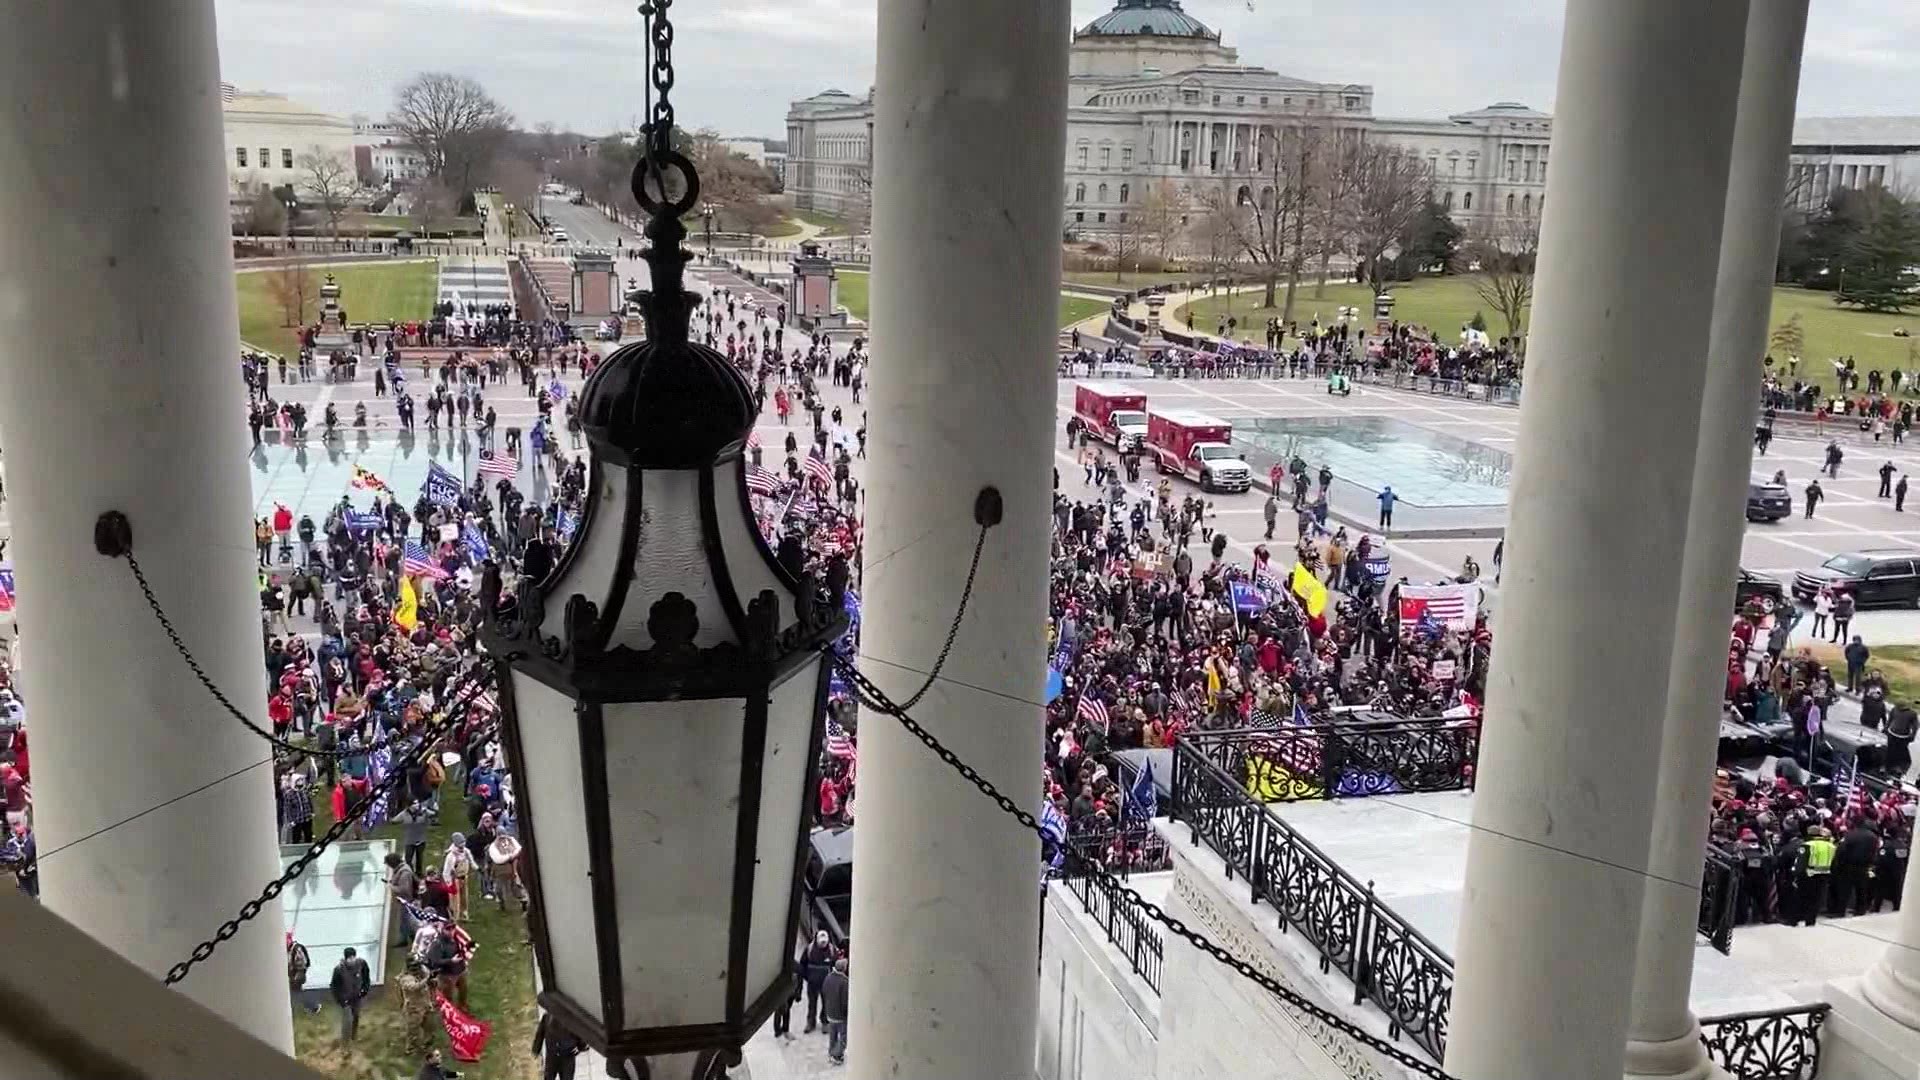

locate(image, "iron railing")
(1700, 844), (1742, 956)
(1186, 721), (1480, 804)
(1058, 868), (1164, 994)
(1699, 1003), (1829, 1080)
(1170, 735), (1455, 1061)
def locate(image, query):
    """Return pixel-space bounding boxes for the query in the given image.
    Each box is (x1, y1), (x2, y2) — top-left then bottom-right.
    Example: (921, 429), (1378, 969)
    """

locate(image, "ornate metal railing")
(1060, 825), (1172, 878)
(1699, 1003), (1828, 1080)
(1187, 721), (1479, 805)
(1171, 737), (1456, 1062)
(1700, 845), (1741, 956)
(1059, 868), (1164, 995)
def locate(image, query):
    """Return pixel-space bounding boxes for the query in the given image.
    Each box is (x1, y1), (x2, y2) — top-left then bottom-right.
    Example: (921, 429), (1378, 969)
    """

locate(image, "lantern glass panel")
(538, 466), (627, 640)
(612, 469), (728, 648)
(602, 697), (748, 1027)
(513, 672), (600, 1008)
(710, 457), (790, 606)
(744, 660), (825, 997)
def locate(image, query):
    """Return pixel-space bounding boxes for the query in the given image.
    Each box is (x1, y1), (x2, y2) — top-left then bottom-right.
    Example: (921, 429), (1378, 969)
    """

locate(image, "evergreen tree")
(1836, 189), (1920, 312)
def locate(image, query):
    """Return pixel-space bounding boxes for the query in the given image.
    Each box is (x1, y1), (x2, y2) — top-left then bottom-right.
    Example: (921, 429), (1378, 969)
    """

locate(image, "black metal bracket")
(95, 510), (133, 558)
(974, 486), (1004, 529)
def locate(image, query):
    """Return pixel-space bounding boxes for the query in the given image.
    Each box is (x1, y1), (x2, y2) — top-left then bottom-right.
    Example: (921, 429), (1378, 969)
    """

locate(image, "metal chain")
(639, 0), (676, 160)
(831, 656), (1455, 1080)
(119, 549), (420, 760)
(163, 659), (504, 986)
(891, 523), (987, 713)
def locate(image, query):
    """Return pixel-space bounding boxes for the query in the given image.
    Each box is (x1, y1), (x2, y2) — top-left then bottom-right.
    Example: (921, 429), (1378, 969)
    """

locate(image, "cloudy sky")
(215, 0), (1919, 138)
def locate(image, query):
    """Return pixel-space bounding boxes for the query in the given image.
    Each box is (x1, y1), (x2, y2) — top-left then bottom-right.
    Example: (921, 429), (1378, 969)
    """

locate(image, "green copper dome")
(1079, 0), (1217, 40)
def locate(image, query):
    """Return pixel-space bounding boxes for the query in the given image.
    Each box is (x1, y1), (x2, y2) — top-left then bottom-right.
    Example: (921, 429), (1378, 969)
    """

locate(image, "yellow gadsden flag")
(393, 575), (419, 631)
(1290, 562), (1328, 618)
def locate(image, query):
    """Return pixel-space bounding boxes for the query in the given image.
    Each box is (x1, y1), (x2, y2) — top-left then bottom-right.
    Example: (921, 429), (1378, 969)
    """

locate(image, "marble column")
(1440, 2), (1748, 1078)
(1624, 6), (1808, 1079)
(847, 0), (1068, 1078)
(0, 0), (294, 1050)
(1865, 815), (1920, 1024)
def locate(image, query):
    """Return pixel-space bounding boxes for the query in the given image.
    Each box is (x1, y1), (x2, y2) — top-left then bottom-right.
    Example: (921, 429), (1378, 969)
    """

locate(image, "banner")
(434, 991), (494, 1062)
(439, 523), (460, 542)
(1289, 562), (1328, 618)
(1398, 583), (1480, 631)
(393, 576), (419, 632)
(1430, 659), (1457, 682)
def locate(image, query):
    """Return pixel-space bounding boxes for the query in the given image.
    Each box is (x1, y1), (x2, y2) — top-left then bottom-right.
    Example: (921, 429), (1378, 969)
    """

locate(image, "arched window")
(1075, 183), (1086, 202)
(1097, 183), (1109, 202)
(1118, 183), (1130, 203)
(1522, 193), (1532, 216)
(1507, 192), (1516, 214)
(1443, 191), (1454, 211)
(1259, 186), (1273, 209)
(1236, 184), (1253, 206)
(1463, 191), (1472, 210)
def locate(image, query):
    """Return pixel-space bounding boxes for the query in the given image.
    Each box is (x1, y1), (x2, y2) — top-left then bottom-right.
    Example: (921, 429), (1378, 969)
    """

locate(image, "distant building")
(353, 119), (427, 188)
(782, 0), (1553, 237)
(1788, 117), (1920, 212)
(221, 87), (356, 199)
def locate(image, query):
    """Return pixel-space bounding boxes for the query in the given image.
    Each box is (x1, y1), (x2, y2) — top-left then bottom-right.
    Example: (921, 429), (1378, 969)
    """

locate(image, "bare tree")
(264, 254), (318, 327)
(1107, 208), (1155, 281)
(1467, 214), (1540, 353)
(391, 72), (514, 196)
(487, 156), (544, 229)
(1310, 132), (1368, 297)
(1137, 180), (1189, 263)
(1347, 143), (1432, 295)
(411, 181), (456, 239)
(240, 187), (286, 237)
(1210, 123), (1331, 327)
(298, 146), (360, 237)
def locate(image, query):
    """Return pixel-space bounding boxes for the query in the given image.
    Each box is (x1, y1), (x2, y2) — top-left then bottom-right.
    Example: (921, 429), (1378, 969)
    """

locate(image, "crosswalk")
(438, 257), (513, 310)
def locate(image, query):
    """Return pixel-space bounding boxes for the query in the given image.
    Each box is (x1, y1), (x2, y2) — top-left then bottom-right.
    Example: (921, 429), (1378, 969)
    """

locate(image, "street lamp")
(480, 104), (848, 1076)
(700, 201), (717, 260)
(505, 202), (515, 245)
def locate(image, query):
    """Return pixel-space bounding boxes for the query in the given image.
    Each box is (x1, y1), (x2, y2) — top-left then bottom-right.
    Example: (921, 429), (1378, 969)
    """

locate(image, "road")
(536, 199), (640, 248)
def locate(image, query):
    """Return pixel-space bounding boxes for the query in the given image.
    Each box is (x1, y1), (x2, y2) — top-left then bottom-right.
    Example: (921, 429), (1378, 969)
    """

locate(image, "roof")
(1078, 0), (1218, 41)
(1448, 101), (1551, 121)
(1793, 116), (1920, 149)
(221, 91), (340, 119)
(1077, 381), (1144, 397)
(1150, 408), (1230, 428)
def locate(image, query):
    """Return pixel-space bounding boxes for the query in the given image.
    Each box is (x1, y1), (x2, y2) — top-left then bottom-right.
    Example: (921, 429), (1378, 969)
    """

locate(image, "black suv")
(1735, 569), (1786, 611)
(801, 826), (853, 949)
(1792, 549), (1920, 608)
(1747, 480), (1791, 522)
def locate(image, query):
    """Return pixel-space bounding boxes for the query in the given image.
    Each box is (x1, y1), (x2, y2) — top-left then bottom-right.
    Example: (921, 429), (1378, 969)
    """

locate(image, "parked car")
(1734, 569), (1785, 611)
(1746, 479), (1791, 522)
(1792, 549), (1920, 608)
(801, 826), (853, 949)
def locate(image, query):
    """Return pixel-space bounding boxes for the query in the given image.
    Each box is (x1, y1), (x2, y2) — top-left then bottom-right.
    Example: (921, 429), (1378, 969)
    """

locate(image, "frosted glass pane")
(513, 673), (600, 1011)
(745, 662), (821, 1004)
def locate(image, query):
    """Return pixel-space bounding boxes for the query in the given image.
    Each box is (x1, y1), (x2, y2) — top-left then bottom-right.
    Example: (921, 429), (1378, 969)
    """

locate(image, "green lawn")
(237, 261), (440, 359)
(756, 217), (804, 239)
(837, 271), (1107, 330)
(292, 780), (540, 1080)
(1767, 286), (1920, 372)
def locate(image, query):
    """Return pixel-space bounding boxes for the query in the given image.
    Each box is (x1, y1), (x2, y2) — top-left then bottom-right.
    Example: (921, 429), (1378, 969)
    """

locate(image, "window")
(1119, 212), (1129, 223)
(1097, 211), (1107, 223)
(1118, 183), (1130, 203)
(1122, 147), (1133, 167)
(1507, 160), (1518, 182)
(1467, 159), (1476, 178)
(259, 148), (270, 169)
(1101, 146), (1111, 169)
(1522, 193), (1531, 216)
(1236, 96), (1245, 105)
(1212, 94), (1221, 104)
(1260, 96), (1269, 105)
(282, 148), (293, 169)
(1443, 191), (1455, 211)
(1449, 158), (1458, 177)
(1283, 97), (1292, 106)
(1463, 191), (1472, 210)
(1077, 146), (1088, 168)
(1344, 96), (1359, 109)
(1075, 211), (1085, 223)
(1097, 183), (1108, 202)
(1507, 193), (1515, 214)
(1075, 182), (1085, 202)
(236, 146), (248, 167)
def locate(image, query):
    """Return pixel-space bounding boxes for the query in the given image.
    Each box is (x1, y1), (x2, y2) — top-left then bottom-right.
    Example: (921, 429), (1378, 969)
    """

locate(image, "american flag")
(747, 430), (761, 450)
(824, 720), (855, 760)
(0, 564), (14, 614)
(1835, 756), (1866, 818)
(1254, 561), (1283, 594)
(1079, 694), (1110, 732)
(477, 453), (518, 480)
(803, 454), (834, 487)
(746, 465), (779, 497)
(403, 540), (447, 579)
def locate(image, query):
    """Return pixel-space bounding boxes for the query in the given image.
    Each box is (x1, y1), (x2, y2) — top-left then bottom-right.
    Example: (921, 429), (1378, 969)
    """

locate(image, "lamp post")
(701, 201), (717, 261)
(505, 201), (515, 245)
(480, 6), (848, 1074)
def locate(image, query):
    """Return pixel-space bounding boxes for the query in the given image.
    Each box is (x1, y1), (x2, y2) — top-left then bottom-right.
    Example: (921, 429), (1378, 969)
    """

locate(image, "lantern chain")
(829, 656), (1455, 1080)
(161, 658), (507, 986)
(115, 545), (422, 761)
(841, 521), (987, 715)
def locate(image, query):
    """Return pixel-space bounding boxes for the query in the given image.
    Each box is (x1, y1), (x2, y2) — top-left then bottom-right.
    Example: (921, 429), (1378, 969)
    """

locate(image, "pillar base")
(1864, 953), (1920, 1029)
(1623, 1018), (1727, 1080)
(1823, 976), (1920, 1080)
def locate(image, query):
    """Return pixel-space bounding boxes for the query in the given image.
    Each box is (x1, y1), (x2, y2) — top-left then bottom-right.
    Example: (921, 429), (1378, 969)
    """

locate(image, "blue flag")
(1229, 579), (1263, 614)
(556, 508), (580, 543)
(1292, 697), (1311, 726)
(461, 523), (490, 563)
(1126, 760), (1158, 822)
(1040, 801), (1068, 846)
(345, 509), (384, 534)
(423, 462), (461, 508)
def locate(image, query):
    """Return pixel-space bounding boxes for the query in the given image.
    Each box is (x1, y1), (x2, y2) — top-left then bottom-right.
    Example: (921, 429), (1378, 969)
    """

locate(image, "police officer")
(1733, 828), (1773, 925)
(1792, 824), (1837, 925)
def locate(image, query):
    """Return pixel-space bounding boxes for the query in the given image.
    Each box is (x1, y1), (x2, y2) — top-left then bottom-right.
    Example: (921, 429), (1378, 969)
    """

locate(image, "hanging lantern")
(481, 84), (848, 1074)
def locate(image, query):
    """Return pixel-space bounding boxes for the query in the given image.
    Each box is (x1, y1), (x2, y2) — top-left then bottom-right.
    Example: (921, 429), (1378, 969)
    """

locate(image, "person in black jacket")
(1833, 822), (1880, 917)
(823, 957), (851, 1064)
(531, 1013), (584, 1080)
(329, 946), (371, 1043)
(801, 930), (835, 1033)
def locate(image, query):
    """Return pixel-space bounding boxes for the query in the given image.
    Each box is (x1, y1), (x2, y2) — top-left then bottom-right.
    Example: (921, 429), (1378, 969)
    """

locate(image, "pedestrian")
(1263, 493), (1279, 541)
(415, 1048), (460, 1080)
(395, 962), (436, 1057)
(1825, 440), (1844, 478)
(1832, 589), (1855, 645)
(1804, 478), (1823, 519)
(1791, 825), (1836, 926)
(823, 957), (851, 1065)
(1901, 474), (1911, 512)
(286, 932), (312, 1014)
(444, 832), (475, 922)
(801, 930), (834, 1032)
(772, 973), (799, 1041)
(1812, 586), (1832, 640)
(532, 1012), (585, 1080)
(386, 850), (419, 947)
(1845, 634), (1871, 693)
(1882, 461), (1897, 499)
(1377, 485), (1396, 531)
(1887, 700), (1918, 776)
(328, 945), (371, 1043)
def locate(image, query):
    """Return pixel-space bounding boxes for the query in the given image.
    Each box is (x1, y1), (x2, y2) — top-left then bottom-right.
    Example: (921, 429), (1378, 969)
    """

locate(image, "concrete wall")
(1038, 880), (1162, 1080)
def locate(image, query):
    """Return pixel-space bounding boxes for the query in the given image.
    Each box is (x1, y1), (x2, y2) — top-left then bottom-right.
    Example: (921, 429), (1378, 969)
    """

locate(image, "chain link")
(120, 549), (419, 760)
(830, 654), (1456, 1080)
(639, 0), (676, 161)
(163, 659), (505, 985)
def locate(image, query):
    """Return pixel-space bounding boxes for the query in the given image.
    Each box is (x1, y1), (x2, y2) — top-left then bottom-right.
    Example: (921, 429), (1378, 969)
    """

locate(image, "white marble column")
(1441, 2), (1748, 1078)
(0, 0), (294, 1050)
(848, 0), (1067, 1078)
(1625, 6), (1808, 1079)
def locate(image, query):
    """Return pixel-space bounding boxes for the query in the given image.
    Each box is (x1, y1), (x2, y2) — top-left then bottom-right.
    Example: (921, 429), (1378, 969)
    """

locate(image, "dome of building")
(1078, 0), (1217, 40)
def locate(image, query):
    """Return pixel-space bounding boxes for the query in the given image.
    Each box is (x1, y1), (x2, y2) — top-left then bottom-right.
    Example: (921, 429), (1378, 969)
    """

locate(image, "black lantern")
(481, 69), (848, 1074)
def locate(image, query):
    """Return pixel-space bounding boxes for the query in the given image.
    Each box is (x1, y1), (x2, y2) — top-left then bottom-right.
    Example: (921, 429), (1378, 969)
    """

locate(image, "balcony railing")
(1699, 1004), (1829, 1080)
(1058, 869), (1164, 995)
(1700, 844), (1742, 956)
